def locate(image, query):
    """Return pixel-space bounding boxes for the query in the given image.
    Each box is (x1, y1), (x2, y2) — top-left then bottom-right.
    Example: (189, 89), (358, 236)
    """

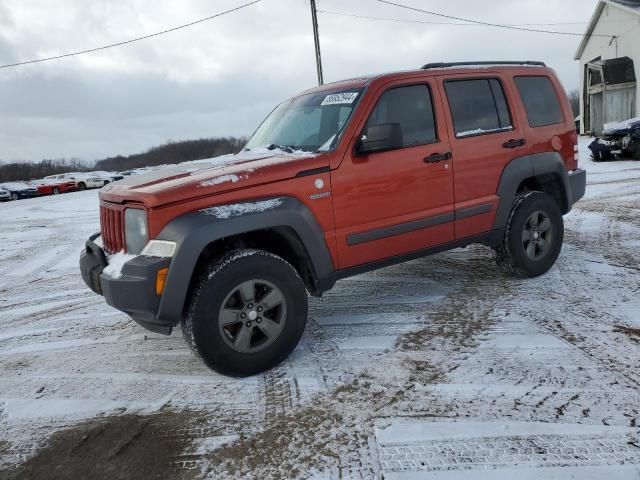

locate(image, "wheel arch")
(154, 196), (335, 326)
(493, 152), (571, 230)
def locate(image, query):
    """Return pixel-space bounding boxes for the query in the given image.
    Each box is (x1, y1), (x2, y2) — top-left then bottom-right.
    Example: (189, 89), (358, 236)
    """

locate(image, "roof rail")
(421, 61), (546, 69)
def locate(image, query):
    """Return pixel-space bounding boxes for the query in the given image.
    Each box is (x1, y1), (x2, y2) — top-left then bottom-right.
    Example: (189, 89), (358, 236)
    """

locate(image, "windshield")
(244, 88), (364, 153)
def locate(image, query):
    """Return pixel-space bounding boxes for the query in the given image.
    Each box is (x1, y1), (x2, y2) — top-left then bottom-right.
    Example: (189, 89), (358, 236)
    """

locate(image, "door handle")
(424, 152), (451, 163)
(503, 138), (526, 149)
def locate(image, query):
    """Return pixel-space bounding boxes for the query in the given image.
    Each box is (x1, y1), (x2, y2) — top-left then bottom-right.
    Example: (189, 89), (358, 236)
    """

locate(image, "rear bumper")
(568, 168), (586, 205)
(79, 234), (173, 335)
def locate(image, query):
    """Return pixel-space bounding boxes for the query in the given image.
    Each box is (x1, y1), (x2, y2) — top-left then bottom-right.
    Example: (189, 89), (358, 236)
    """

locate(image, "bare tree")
(568, 89), (580, 119)
(1, 137), (247, 182)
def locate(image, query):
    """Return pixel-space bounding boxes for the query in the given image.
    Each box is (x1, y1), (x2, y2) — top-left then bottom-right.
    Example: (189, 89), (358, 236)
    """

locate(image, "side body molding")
(493, 152), (571, 230)
(154, 196), (334, 325)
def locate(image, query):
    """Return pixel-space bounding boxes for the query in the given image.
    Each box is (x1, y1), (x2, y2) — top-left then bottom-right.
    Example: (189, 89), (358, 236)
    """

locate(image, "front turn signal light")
(156, 268), (169, 296)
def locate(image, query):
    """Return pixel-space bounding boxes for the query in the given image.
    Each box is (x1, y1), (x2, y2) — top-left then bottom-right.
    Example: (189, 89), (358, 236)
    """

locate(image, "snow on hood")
(112, 146), (318, 188)
(603, 116), (640, 134)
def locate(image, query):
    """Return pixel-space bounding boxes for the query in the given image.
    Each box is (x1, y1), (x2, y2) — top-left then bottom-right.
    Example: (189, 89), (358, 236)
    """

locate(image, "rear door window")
(366, 84), (438, 148)
(444, 79), (513, 138)
(514, 76), (564, 127)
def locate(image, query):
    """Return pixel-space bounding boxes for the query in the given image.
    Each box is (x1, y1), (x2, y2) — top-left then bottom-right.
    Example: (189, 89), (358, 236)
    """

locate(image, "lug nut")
(248, 303), (253, 309)
(257, 306), (263, 312)
(257, 318), (262, 323)
(241, 313), (246, 319)
(245, 321), (252, 327)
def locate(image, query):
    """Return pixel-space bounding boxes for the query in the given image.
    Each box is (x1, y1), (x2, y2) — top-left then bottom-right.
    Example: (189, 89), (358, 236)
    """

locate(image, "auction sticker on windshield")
(321, 92), (359, 106)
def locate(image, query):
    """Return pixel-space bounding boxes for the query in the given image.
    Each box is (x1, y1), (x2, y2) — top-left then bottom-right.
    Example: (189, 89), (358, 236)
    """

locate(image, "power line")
(319, 9), (592, 27)
(0, 0), (262, 69)
(372, 0), (612, 38)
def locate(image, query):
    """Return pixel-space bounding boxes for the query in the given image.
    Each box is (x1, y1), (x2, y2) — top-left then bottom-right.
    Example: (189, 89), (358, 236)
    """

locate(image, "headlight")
(141, 240), (176, 258)
(124, 208), (148, 254)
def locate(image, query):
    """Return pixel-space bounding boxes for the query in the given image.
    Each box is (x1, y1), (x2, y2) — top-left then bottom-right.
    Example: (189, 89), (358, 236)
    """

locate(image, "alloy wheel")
(522, 210), (553, 261)
(218, 279), (287, 353)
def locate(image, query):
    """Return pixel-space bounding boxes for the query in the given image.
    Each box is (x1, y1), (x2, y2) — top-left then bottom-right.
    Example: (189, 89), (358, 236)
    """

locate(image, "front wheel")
(493, 191), (564, 278)
(182, 249), (308, 377)
(52, 187), (60, 195)
(11, 193), (18, 201)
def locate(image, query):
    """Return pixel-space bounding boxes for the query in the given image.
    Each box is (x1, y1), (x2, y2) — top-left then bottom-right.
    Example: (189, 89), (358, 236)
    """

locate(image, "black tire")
(631, 140), (640, 161)
(493, 191), (564, 278)
(77, 182), (86, 191)
(11, 193), (18, 201)
(52, 187), (60, 195)
(182, 249), (308, 377)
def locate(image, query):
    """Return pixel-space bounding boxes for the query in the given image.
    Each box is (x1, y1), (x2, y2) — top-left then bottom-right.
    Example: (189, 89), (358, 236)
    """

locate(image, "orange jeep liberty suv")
(80, 61), (586, 376)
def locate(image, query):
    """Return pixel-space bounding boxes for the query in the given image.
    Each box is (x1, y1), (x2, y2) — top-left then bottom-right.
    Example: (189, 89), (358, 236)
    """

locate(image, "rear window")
(514, 76), (564, 127)
(444, 79), (513, 138)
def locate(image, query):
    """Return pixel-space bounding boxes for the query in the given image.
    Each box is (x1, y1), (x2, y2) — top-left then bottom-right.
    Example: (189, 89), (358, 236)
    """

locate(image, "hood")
(0, 182), (36, 192)
(603, 116), (640, 135)
(99, 147), (329, 208)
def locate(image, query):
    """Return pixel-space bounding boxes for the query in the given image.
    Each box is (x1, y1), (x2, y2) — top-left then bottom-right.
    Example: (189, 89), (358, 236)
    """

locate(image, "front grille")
(100, 204), (125, 253)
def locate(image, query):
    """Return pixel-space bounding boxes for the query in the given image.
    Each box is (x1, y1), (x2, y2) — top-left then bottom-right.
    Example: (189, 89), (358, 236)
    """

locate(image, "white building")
(575, 0), (640, 135)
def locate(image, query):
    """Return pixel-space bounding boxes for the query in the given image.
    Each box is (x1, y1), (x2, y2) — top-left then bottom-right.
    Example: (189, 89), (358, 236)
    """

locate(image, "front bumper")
(79, 233), (173, 335)
(16, 191), (40, 199)
(568, 168), (586, 205)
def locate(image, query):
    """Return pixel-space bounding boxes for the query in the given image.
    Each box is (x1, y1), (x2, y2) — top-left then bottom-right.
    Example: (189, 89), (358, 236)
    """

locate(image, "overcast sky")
(0, 0), (600, 163)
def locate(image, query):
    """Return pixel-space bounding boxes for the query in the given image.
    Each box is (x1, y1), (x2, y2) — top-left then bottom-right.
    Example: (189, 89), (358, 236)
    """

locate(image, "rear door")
(332, 79), (455, 269)
(436, 74), (527, 239)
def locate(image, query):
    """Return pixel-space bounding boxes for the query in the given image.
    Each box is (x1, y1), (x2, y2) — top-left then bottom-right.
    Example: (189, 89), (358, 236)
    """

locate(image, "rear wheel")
(182, 249), (308, 377)
(11, 193), (18, 201)
(493, 191), (564, 278)
(77, 182), (86, 191)
(52, 187), (60, 195)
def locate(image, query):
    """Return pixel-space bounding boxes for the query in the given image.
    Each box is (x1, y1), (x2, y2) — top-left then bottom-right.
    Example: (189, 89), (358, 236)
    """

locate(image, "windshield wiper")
(267, 144), (295, 153)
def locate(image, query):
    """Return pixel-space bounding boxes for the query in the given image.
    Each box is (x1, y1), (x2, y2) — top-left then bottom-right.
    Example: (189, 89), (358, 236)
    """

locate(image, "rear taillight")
(569, 131), (579, 166)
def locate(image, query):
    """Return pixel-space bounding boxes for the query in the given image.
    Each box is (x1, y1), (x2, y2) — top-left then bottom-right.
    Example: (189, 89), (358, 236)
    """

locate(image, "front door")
(332, 80), (455, 269)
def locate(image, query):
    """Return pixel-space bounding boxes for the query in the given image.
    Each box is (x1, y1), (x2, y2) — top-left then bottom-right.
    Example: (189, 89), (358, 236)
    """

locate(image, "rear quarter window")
(514, 76), (564, 128)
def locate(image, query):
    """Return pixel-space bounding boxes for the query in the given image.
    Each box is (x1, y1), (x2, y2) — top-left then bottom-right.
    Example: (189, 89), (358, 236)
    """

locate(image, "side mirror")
(356, 123), (403, 154)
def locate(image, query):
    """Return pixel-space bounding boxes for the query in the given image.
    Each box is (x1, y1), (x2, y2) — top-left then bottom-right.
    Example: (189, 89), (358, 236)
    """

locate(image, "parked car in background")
(588, 116), (640, 161)
(91, 172), (125, 184)
(0, 182), (40, 201)
(45, 172), (125, 189)
(0, 187), (11, 202)
(45, 173), (103, 190)
(31, 179), (77, 196)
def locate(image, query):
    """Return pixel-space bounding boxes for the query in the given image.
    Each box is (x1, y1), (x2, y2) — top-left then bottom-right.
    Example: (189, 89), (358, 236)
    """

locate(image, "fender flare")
(493, 152), (571, 230)
(154, 196), (334, 325)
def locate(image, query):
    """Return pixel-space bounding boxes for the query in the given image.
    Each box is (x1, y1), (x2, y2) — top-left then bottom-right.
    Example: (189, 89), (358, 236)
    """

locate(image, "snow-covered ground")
(1, 138), (640, 479)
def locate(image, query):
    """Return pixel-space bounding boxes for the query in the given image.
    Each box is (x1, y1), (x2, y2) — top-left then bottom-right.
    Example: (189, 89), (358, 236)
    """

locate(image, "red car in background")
(31, 179), (77, 196)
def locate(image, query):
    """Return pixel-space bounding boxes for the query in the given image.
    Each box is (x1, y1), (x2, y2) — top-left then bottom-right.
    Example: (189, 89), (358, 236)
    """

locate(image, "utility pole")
(309, 0), (324, 85)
